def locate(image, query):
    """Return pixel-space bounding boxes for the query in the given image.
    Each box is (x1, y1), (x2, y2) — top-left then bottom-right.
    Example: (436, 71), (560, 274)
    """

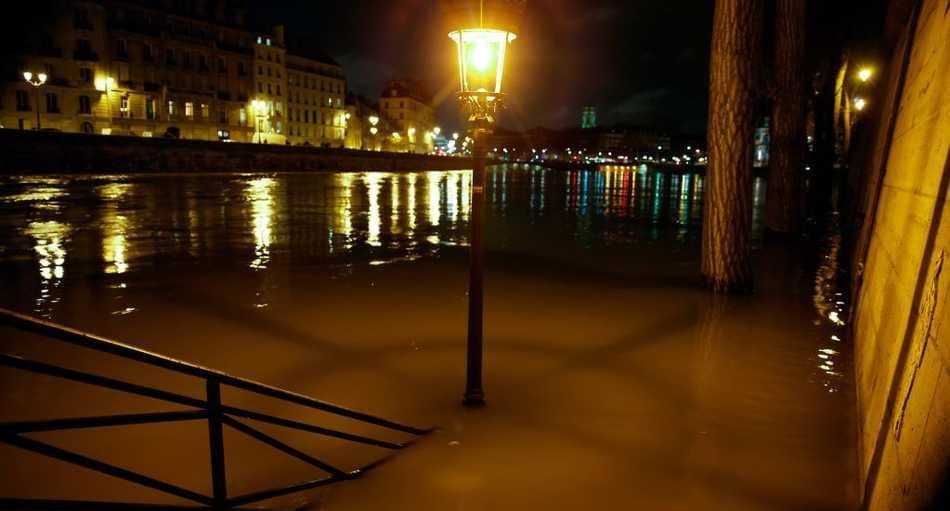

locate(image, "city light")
(857, 67), (874, 82)
(854, 97), (868, 111)
(368, 115), (379, 126)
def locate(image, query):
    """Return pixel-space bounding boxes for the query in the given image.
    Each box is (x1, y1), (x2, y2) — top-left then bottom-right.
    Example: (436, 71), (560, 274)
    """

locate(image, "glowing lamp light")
(23, 71), (48, 86)
(854, 97), (868, 111)
(368, 115), (379, 126)
(450, 29), (515, 103)
(857, 67), (874, 83)
(251, 99), (267, 115)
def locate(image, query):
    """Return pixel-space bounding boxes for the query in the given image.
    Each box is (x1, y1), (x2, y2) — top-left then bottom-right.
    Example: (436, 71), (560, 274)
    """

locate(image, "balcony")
(73, 49), (99, 62)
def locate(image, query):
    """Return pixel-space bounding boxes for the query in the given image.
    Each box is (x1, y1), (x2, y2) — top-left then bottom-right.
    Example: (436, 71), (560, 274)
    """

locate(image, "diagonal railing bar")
(0, 354), (207, 409)
(221, 416), (348, 479)
(225, 476), (339, 508)
(0, 498), (269, 511)
(220, 405), (404, 450)
(0, 411), (208, 434)
(0, 435), (212, 505)
(0, 308), (426, 435)
(0, 308), (433, 509)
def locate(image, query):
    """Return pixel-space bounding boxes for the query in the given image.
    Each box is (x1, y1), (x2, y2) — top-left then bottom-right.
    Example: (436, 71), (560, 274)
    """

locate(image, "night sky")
(250, 0), (715, 135)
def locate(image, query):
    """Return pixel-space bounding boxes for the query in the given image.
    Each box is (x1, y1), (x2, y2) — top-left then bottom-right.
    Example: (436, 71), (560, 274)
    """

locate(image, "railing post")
(206, 380), (228, 509)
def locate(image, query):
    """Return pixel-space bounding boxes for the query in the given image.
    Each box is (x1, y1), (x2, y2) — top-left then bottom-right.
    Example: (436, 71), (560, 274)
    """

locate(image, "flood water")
(0, 166), (856, 510)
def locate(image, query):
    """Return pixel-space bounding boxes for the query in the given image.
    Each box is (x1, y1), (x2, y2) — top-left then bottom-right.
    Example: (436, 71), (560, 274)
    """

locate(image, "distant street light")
(857, 67), (874, 83)
(445, 0), (525, 407)
(853, 96), (868, 112)
(22, 71), (48, 130)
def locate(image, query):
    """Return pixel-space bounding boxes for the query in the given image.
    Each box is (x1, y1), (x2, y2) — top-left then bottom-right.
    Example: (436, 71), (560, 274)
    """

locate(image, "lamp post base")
(462, 390), (485, 408)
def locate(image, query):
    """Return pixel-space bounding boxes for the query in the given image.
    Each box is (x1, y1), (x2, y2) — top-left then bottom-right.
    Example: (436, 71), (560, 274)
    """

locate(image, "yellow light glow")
(368, 115), (379, 126)
(23, 71), (32, 81)
(854, 97), (867, 111)
(370, 127), (378, 135)
(857, 67), (873, 82)
(470, 42), (492, 71)
(433, 126), (442, 136)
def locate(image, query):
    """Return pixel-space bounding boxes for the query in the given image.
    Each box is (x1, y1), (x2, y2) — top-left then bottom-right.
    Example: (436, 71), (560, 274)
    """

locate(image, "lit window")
(200, 103), (210, 120)
(167, 100), (175, 116)
(119, 95), (129, 117)
(185, 101), (194, 119)
(239, 108), (247, 126)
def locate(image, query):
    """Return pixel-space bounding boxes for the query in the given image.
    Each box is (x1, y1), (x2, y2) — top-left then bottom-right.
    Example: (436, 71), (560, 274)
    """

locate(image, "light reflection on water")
(0, 165), (769, 321)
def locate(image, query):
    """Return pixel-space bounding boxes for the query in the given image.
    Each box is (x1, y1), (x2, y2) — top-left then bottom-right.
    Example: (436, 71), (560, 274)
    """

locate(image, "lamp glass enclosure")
(449, 29), (516, 102)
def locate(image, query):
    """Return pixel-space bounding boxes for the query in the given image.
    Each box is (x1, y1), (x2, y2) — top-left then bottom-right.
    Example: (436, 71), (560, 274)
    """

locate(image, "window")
(267, 84), (272, 95)
(144, 43), (154, 62)
(257, 83), (263, 93)
(258, 65), (263, 75)
(217, 57), (226, 73)
(146, 97), (156, 119)
(46, 93), (59, 113)
(81, 121), (94, 133)
(183, 52), (192, 69)
(74, 7), (92, 29)
(239, 108), (247, 126)
(79, 68), (93, 85)
(16, 91), (29, 111)
(218, 108), (228, 124)
(119, 96), (129, 117)
(116, 39), (128, 59)
(200, 103), (209, 120)
(166, 49), (176, 66)
(79, 95), (91, 114)
(276, 85), (281, 96)
(167, 100), (175, 116)
(238, 62), (247, 76)
(185, 102), (194, 120)
(276, 54), (281, 64)
(267, 67), (272, 77)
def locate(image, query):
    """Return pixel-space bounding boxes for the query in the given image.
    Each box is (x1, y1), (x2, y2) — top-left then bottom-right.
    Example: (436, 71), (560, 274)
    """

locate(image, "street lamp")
(23, 71), (48, 130)
(251, 99), (267, 143)
(857, 67), (874, 83)
(444, 0), (525, 407)
(853, 96), (868, 112)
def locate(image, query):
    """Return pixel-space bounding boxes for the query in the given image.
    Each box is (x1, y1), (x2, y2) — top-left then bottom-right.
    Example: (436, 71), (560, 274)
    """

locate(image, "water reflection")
(23, 221), (69, 318)
(0, 167), (772, 317)
(247, 177), (276, 270)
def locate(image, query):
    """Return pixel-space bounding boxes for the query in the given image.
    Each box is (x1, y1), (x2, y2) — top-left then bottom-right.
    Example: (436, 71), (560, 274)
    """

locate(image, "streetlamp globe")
(444, 0), (525, 123)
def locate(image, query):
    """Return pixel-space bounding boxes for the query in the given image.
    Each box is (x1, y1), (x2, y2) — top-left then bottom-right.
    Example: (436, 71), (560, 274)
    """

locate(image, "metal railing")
(0, 308), (431, 511)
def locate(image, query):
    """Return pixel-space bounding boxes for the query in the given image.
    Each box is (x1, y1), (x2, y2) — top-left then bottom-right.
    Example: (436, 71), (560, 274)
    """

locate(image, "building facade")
(379, 79), (436, 154)
(286, 53), (346, 148)
(0, 0), (343, 145)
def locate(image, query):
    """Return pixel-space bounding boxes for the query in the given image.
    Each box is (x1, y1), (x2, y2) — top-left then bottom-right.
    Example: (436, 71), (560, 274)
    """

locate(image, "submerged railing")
(0, 308), (431, 511)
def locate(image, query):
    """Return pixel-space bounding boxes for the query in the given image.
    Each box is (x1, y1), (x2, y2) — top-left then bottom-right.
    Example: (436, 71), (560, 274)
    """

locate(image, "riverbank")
(0, 129), (473, 174)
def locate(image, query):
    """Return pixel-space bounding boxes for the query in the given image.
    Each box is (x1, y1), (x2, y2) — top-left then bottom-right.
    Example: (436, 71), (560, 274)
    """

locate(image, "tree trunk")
(702, 0), (764, 293)
(765, 0), (807, 233)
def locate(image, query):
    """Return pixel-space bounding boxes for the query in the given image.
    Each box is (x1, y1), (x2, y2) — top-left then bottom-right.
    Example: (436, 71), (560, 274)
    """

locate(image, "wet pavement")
(0, 167), (856, 510)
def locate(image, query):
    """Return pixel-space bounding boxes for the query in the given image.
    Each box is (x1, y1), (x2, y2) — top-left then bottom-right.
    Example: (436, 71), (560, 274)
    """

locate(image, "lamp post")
(368, 115), (380, 151)
(251, 99), (267, 144)
(22, 71), (47, 130)
(445, 0), (524, 407)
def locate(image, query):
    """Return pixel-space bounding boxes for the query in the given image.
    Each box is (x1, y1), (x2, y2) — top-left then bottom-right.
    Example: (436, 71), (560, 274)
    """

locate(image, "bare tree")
(702, 0), (765, 292)
(765, 0), (808, 233)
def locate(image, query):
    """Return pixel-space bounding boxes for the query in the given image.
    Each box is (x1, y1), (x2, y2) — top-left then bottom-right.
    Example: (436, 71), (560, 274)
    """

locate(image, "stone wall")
(0, 130), (473, 174)
(851, 0), (949, 509)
